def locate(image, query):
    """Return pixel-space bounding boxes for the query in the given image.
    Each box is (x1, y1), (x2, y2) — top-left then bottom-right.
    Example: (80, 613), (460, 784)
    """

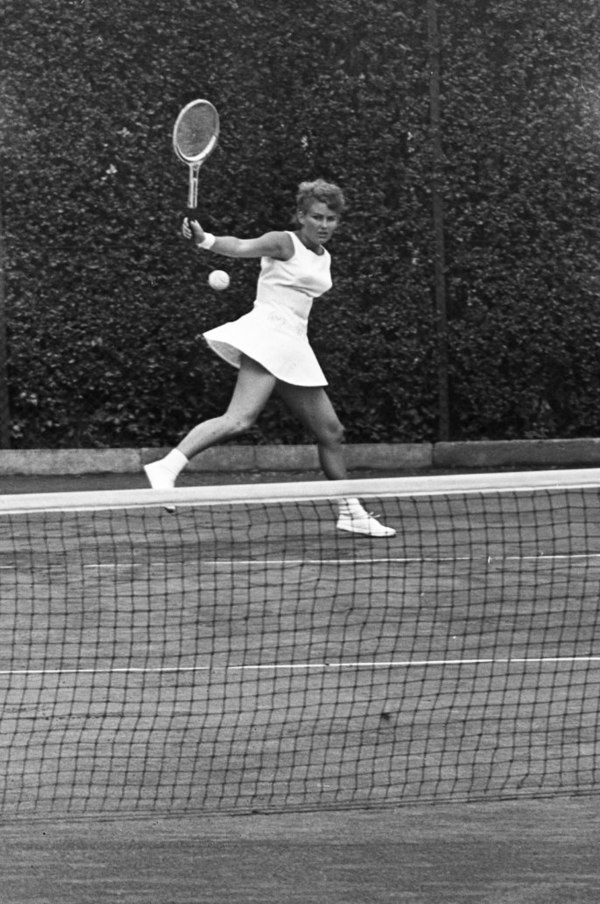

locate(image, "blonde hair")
(296, 179), (346, 216)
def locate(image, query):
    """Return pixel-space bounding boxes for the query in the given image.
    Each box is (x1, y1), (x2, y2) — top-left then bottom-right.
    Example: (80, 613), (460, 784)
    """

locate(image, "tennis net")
(1, 469), (600, 818)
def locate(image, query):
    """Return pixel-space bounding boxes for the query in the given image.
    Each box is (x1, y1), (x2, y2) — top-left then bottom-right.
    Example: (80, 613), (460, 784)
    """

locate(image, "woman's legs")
(145, 356), (277, 488)
(146, 368), (394, 536)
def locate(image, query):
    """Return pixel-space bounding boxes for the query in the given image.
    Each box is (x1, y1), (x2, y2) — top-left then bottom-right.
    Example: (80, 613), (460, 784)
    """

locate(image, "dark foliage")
(1, 0), (599, 447)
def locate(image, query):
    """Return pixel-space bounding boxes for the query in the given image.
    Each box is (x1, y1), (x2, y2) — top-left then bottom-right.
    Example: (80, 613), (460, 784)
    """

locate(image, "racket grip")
(184, 210), (200, 243)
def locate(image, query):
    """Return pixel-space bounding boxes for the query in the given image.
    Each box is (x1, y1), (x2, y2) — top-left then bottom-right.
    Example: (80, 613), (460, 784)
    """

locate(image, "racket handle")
(184, 212), (199, 242)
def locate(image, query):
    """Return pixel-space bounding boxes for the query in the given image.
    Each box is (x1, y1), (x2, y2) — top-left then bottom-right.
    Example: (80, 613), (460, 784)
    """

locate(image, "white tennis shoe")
(144, 461), (176, 490)
(144, 461), (176, 513)
(336, 509), (396, 538)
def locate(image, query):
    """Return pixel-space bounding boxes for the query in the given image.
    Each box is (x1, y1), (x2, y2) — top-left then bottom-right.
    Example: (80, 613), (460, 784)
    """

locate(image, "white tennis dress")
(203, 231), (332, 386)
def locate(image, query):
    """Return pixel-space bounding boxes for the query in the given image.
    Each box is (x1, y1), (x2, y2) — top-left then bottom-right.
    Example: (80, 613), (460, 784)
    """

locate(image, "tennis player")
(145, 179), (395, 538)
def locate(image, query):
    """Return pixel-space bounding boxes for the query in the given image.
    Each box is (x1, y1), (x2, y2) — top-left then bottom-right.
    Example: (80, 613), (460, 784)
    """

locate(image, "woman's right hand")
(182, 217), (204, 244)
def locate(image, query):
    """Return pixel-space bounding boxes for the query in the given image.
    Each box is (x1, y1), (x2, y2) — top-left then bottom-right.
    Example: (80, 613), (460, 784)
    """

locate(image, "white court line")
(2, 654), (600, 678)
(2, 552), (600, 571)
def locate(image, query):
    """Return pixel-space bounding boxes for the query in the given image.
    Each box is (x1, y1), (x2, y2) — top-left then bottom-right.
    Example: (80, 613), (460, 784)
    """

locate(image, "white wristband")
(196, 233), (216, 250)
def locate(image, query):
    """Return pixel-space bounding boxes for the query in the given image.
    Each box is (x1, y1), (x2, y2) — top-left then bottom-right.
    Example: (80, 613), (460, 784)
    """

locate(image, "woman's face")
(297, 200), (340, 248)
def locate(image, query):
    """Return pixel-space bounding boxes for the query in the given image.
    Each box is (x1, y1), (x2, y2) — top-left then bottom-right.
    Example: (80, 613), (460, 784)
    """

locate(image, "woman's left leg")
(275, 383), (348, 480)
(276, 382), (395, 537)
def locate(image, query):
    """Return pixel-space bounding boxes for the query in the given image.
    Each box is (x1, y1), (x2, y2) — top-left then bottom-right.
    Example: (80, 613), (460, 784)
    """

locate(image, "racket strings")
(175, 108), (219, 160)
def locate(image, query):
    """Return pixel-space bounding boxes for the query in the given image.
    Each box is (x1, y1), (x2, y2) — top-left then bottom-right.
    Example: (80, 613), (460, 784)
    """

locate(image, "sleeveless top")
(255, 231), (332, 317)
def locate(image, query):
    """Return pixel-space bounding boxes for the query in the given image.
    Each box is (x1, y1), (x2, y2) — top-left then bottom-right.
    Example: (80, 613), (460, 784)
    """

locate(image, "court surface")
(1, 470), (599, 902)
(1, 801), (599, 903)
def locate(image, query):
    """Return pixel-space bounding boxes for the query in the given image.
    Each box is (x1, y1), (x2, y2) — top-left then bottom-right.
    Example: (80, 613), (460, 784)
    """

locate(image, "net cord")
(0, 468), (598, 514)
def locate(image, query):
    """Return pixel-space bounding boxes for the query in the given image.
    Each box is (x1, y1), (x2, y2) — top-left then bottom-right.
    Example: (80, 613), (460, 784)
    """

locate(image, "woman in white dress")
(145, 180), (394, 538)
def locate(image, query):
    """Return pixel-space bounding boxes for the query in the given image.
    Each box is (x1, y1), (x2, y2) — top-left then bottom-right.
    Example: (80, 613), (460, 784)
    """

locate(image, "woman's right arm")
(183, 218), (293, 261)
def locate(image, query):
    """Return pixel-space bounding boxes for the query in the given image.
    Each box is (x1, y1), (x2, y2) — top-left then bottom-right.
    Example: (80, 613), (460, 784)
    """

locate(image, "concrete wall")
(0, 439), (599, 475)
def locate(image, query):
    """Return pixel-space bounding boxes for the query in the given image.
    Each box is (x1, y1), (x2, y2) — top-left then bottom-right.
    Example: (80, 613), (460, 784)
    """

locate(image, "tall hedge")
(440, 0), (600, 439)
(1, 0), (600, 447)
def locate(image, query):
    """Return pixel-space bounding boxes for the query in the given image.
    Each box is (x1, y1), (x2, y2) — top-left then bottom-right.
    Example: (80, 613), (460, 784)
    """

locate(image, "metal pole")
(427, 0), (450, 441)
(0, 156), (11, 447)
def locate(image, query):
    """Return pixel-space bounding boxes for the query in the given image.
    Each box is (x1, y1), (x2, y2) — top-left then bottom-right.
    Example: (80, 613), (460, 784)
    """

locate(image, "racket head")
(173, 99), (220, 166)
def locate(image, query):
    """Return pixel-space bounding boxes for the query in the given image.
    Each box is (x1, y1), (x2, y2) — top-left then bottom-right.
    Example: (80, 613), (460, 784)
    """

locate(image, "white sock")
(338, 497), (366, 518)
(159, 448), (188, 477)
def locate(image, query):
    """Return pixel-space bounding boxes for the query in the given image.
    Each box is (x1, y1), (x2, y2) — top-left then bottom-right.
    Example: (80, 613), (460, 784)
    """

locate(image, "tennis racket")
(172, 99), (220, 220)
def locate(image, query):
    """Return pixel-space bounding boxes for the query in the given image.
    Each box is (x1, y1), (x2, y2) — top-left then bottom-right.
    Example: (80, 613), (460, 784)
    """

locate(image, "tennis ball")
(208, 270), (230, 291)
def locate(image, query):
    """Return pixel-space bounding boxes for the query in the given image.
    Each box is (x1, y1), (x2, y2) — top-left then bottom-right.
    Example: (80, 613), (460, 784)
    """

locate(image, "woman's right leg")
(145, 355), (276, 488)
(177, 356), (277, 459)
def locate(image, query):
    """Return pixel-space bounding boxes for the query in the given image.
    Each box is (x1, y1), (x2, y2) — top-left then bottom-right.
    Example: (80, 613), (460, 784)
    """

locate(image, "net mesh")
(174, 100), (219, 161)
(1, 471), (600, 819)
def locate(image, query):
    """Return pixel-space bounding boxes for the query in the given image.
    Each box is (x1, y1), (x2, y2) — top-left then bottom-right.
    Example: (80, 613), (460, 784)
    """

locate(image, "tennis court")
(1, 470), (600, 901)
